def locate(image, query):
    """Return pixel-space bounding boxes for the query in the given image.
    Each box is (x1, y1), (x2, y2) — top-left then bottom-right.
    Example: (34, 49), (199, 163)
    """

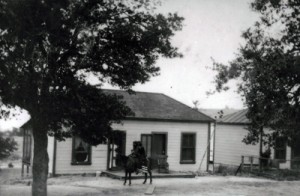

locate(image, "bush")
(8, 162), (14, 168)
(0, 133), (18, 160)
(215, 164), (239, 175)
(8, 153), (21, 161)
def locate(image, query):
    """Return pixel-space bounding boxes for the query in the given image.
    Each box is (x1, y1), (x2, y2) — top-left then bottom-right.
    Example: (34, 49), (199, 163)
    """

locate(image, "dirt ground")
(1, 169), (300, 196)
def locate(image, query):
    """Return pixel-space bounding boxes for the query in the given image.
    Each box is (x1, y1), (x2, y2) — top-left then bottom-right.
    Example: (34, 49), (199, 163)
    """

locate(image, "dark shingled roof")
(218, 109), (250, 124)
(103, 89), (214, 122)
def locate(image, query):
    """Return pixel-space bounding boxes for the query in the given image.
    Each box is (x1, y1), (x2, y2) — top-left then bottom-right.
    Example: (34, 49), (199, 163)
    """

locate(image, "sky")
(104, 0), (259, 108)
(0, 0), (259, 130)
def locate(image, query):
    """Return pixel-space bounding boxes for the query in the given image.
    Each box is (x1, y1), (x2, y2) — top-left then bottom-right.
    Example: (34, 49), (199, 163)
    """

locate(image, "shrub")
(215, 164), (239, 175)
(8, 162), (14, 168)
(9, 153), (21, 161)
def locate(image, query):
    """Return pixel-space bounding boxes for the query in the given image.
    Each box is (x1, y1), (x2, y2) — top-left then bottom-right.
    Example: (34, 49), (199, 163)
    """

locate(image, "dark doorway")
(292, 135), (300, 169)
(109, 130), (126, 169)
(151, 133), (167, 168)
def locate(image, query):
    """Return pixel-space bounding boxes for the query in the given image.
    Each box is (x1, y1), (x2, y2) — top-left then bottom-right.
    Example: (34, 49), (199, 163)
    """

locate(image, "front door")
(151, 133), (167, 168)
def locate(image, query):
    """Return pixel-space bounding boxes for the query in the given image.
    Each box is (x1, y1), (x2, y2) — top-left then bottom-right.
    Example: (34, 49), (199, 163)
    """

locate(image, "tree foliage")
(213, 0), (300, 146)
(0, 0), (183, 143)
(0, 0), (183, 195)
(0, 132), (17, 160)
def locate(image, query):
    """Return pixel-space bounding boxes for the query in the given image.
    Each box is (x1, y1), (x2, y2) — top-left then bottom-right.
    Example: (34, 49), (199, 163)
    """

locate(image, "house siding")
(215, 124), (260, 166)
(53, 120), (209, 174)
(270, 144), (292, 169)
(55, 138), (107, 175)
(113, 120), (209, 172)
(215, 124), (294, 169)
(48, 136), (54, 175)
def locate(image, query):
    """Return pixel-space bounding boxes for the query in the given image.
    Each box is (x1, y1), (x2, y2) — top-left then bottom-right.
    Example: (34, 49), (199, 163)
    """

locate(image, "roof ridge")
(102, 88), (164, 96)
(160, 93), (215, 121)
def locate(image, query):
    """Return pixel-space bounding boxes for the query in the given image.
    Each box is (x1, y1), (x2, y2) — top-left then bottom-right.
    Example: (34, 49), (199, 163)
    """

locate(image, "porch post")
(106, 138), (111, 171)
(241, 156), (244, 173)
(21, 163), (24, 177)
(206, 122), (211, 172)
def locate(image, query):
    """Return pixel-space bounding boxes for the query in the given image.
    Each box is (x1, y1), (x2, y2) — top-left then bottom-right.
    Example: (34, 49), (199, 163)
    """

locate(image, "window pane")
(182, 148), (195, 161)
(190, 135), (195, 146)
(275, 137), (286, 160)
(181, 134), (196, 162)
(276, 138), (285, 148)
(73, 137), (90, 163)
(75, 137), (89, 152)
(293, 135), (300, 157)
(182, 134), (195, 147)
(182, 135), (189, 147)
(275, 149), (286, 160)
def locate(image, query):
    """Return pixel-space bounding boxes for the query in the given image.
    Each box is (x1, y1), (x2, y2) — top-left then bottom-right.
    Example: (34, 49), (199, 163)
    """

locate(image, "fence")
(240, 155), (300, 172)
(213, 155), (300, 177)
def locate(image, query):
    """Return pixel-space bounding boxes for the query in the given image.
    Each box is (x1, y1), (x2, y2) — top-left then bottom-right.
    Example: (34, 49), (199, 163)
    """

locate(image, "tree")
(0, 0), (183, 195)
(213, 0), (300, 148)
(0, 132), (17, 160)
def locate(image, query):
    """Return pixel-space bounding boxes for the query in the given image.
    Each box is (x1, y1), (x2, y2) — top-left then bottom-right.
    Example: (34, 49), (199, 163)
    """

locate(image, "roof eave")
(217, 122), (250, 126)
(124, 117), (215, 123)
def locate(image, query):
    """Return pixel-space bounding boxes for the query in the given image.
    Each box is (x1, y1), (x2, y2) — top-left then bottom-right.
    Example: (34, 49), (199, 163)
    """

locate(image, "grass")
(250, 168), (300, 181)
(214, 163), (300, 180)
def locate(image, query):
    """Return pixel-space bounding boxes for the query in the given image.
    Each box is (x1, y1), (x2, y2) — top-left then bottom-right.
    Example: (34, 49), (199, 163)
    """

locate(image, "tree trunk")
(32, 123), (49, 196)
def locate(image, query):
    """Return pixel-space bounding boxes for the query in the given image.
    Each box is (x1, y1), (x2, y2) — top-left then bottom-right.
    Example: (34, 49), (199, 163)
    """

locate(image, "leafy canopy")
(213, 0), (300, 146)
(0, 0), (184, 145)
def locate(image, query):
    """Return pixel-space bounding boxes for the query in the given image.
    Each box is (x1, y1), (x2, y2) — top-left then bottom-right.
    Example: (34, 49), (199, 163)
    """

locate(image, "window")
(180, 133), (196, 164)
(141, 134), (152, 157)
(72, 136), (91, 165)
(275, 137), (286, 162)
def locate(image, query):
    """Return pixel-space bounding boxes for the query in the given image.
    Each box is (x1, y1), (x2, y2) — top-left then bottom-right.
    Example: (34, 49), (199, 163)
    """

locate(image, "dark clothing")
(130, 143), (147, 172)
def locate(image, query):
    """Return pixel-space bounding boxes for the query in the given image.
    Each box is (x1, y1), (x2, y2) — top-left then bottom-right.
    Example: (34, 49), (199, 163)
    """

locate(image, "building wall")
(113, 120), (209, 172)
(214, 124), (260, 166)
(53, 120), (209, 174)
(48, 136), (54, 175)
(265, 127), (292, 169)
(270, 144), (292, 169)
(55, 138), (107, 175)
(279, 146), (292, 169)
(214, 124), (294, 169)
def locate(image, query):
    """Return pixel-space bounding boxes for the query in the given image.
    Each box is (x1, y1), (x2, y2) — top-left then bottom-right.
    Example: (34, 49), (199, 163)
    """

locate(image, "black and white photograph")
(1, 0), (300, 195)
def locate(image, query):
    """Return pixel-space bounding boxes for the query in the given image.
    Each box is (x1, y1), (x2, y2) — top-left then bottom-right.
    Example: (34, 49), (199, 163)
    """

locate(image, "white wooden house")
(21, 90), (214, 176)
(214, 109), (300, 169)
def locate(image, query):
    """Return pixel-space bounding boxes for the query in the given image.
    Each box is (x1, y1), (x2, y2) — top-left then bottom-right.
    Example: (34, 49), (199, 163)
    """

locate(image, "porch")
(101, 169), (196, 180)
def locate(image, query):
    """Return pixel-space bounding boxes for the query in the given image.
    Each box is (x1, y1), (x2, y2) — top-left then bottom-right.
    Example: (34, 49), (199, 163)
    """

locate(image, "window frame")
(71, 136), (92, 165)
(180, 132), (196, 164)
(274, 137), (286, 163)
